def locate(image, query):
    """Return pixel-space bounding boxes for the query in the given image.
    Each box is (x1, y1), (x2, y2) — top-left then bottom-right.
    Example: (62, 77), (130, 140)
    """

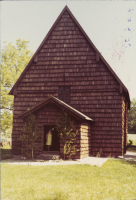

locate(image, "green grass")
(1, 145), (14, 160)
(132, 140), (136, 145)
(1, 145), (11, 154)
(128, 140), (136, 146)
(128, 134), (136, 141)
(127, 134), (136, 151)
(1, 159), (136, 200)
(1, 154), (14, 160)
(127, 146), (136, 152)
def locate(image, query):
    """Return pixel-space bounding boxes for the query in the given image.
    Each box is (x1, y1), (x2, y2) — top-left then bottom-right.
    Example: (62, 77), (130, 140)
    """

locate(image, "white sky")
(1, 1), (136, 100)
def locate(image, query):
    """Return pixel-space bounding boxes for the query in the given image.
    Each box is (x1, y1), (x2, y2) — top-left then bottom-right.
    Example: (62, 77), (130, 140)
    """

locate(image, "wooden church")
(9, 6), (130, 158)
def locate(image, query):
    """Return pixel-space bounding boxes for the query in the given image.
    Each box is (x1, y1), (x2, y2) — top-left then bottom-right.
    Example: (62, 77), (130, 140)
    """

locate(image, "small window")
(58, 86), (71, 103)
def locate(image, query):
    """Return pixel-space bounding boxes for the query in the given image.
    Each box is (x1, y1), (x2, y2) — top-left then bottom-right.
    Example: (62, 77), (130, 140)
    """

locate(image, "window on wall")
(58, 86), (71, 103)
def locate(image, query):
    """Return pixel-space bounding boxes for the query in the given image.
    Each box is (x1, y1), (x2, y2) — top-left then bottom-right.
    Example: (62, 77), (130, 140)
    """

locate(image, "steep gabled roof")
(9, 5), (130, 108)
(20, 95), (93, 121)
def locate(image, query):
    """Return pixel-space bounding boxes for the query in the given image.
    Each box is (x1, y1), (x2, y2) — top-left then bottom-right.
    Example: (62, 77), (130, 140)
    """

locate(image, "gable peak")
(8, 5), (130, 109)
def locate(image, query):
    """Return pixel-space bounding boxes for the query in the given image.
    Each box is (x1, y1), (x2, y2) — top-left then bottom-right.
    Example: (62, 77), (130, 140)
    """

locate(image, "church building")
(9, 6), (130, 159)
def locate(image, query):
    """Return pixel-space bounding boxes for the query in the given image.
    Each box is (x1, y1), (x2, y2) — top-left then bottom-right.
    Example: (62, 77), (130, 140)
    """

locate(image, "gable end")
(8, 6), (130, 109)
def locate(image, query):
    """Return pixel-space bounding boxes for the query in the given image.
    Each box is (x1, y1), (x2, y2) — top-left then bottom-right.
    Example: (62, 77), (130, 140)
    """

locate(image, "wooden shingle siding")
(11, 9), (128, 157)
(80, 123), (91, 159)
(125, 102), (128, 148)
(122, 97), (128, 155)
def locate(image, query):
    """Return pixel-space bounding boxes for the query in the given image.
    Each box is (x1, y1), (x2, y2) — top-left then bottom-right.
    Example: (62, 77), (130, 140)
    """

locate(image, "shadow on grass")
(1, 155), (14, 160)
(127, 146), (136, 152)
(126, 161), (136, 168)
(38, 191), (70, 200)
(1, 146), (13, 160)
(1, 147), (11, 155)
(119, 159), (136, 168)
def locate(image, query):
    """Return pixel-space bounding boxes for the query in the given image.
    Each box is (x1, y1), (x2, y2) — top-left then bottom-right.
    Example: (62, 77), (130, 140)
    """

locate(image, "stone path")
(1, 155), (108, 167)
(1, 151), (136, 167)
(118, 151), (136, 162)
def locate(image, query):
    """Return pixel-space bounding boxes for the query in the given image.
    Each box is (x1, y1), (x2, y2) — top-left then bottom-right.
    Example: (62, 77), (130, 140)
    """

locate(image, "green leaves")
(1, 111), (13, 137)
(128, 98), (136, 134)
(1, 39), (33, 136)
(56, 110), (77, 143)
(56, 109), (79, 160)
(62, 141), (79, 160)
(1, 39), (33, 89)
(19, 111), (42, 159)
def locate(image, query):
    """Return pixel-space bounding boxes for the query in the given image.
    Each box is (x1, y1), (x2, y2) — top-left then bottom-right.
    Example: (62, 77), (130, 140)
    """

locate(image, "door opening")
(43, 125), (60, 151)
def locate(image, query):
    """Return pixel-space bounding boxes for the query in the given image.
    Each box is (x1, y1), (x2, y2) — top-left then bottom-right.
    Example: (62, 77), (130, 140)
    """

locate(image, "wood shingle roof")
(9, 5), (130, 108)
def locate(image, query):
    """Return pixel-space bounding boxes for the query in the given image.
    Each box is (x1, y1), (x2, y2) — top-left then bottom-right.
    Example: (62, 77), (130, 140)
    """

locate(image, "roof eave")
(8, 6), (69, 95)
(20, 95), (93, 121)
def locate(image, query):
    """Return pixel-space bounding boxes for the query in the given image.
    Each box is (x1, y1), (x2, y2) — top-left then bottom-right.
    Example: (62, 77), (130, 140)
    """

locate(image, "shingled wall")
(12, 10), (126, 157)
(125, 102), (128, 150)
(122, 97), (128, 155)
(80, 123), (91, 159)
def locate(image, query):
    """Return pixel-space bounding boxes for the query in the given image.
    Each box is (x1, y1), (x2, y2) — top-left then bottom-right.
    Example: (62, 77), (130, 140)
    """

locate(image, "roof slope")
(20, 95), (93, 121)
(9, 5), (130, 108)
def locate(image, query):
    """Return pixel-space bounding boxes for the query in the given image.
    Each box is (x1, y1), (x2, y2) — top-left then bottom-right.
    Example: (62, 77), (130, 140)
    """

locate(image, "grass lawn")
(1, 159), (136, 200)
(1, 145), (14, 160)
(128, 140), (136, 146)
(128, 134), (136, 144)
(127, 146), (136, 152)
(127, 134), (136, 151)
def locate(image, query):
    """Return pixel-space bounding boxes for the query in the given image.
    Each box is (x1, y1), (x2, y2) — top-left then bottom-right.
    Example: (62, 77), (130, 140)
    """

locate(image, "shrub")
(127, 139), (133, 146)
(56, 110), (79, 160)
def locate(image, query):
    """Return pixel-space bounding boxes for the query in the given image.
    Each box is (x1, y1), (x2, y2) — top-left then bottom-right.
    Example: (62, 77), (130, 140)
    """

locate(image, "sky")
(1, 1), (136, 100)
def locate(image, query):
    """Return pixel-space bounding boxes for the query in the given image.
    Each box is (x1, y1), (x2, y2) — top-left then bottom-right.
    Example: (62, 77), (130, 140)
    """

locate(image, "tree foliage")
(128, 98), (136, 134)
(1, 111), (13, 137)
(1, 39), (33, 136)
(56, 110), (79, 160)
(19, 111), (42, 159)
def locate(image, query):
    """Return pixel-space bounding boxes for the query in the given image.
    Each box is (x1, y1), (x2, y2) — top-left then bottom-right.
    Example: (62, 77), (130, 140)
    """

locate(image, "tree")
(128, 98), (136, 134)
(19, 110), (42, 159)
(56, 110), (79, 160)
(1, 111), (13, 137)
(1, 39), (33, 137)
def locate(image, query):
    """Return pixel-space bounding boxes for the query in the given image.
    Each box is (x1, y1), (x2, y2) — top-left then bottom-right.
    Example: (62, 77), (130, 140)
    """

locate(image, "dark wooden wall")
(12, 10), (127, 157)
(125, 102), (128, 149)
(122, 96), (125, 155)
